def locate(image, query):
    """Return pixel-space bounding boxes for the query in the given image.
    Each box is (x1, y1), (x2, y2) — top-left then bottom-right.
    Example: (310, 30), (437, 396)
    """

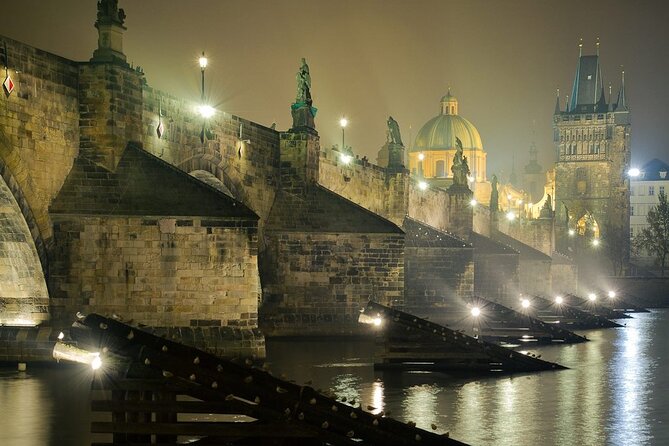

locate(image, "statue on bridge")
(97, 0), (126, 26)
(451, 137), (470, 188)
(296, 58), (312, 104)
(540, 194), (554, 219)
(290, 58), (317, 132)
(386, 116), (403, 146)
(490, 174), (499, 212)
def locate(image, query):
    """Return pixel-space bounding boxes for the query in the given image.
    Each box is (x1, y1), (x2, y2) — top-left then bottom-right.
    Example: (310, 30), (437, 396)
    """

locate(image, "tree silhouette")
(633, 191), (669, 276)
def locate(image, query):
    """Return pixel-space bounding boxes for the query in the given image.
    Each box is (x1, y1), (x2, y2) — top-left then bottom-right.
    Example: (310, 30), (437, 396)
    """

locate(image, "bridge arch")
(0, 169), (49, 325)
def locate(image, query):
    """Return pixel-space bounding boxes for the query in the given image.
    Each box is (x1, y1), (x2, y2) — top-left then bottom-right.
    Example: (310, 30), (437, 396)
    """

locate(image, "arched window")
(435, 160), (445, 177)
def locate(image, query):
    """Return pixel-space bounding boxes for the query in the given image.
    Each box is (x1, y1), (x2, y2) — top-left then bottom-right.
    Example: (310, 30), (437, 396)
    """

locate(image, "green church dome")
(411, 91), (483, 152)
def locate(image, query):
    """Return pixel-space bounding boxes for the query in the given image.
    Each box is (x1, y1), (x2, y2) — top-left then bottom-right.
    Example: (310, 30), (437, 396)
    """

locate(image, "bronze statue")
(97, 0), (125, 25)
(296, 58), (312, 104)
(451, 137), (470, 187)
(386, 116), (403, 146)
(540, 194), (553, 218)
(490, 174), (499, 212)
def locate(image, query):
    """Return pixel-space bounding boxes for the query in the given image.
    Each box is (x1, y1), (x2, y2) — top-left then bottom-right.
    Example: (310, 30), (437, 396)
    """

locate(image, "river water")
(1, 309), (667, 446)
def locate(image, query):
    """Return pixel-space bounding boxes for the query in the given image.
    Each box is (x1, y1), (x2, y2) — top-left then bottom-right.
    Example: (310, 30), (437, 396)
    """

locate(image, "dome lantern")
(440, 88), (458, 115)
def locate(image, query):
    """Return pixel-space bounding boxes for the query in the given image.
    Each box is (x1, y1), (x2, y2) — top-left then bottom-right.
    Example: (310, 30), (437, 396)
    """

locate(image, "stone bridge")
(0, 4), (572, 347)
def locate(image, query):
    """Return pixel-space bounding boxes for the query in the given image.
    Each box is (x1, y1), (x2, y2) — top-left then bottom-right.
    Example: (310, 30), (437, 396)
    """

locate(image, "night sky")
(1, 0), (667, 178)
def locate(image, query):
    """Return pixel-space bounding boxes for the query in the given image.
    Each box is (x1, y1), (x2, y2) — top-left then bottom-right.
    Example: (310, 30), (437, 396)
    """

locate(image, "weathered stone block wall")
(472, 205), (492, 236)
(280, 131), (320, 193)
(407, 185), (473, 238)
(551, 261), (578, 295)
(78, 63), (143, 171)
(404, 247), (474, 311)
(49, 215), (259, 328)
(518, 258), (551, 296)
(473, 252), (519, 304)
(0, 35), (80, 255)
(261, 232), (404, 336)
(318, 148), (407, 226)
(141, 87), (280, 225)
(0, 174), (49, 325)
(498, 218), (554, 256)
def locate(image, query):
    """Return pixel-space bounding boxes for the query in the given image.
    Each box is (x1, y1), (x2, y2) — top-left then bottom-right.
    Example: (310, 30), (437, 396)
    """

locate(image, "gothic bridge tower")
(553, 40), (631, 271)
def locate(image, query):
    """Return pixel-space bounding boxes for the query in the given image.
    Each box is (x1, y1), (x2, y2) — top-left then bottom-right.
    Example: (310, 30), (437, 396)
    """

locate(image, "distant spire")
(554, 88), (561, 114)
(565, 94), (570, 112)
(579, 38), (583, 57)
(596, 37), (600, 56)
(510, 154), (518, 186)
(616, 68), (628, 111)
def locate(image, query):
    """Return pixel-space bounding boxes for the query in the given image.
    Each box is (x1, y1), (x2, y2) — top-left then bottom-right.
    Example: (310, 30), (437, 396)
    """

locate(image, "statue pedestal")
(447, 184), (471, 195)
(290, 101), (317, 134)
(386, 142), (405, 172)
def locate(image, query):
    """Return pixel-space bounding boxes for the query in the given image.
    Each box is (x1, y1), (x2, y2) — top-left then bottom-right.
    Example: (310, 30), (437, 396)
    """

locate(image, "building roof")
(51, 143), (258, 219)
(493, 231), (552, 261)
(403, 218), (471, 248)
(469, 232), (518, 255)
(411, 93), (483, 152)
(636, 158), (669, 181)
(265, 185), (403, 234)
(569, 54), (607, 113)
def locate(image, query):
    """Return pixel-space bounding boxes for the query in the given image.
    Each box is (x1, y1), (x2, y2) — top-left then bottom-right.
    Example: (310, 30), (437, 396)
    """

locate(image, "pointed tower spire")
(596, 37), (600, 56)
(579, 38), (583, 57)
(616, 68), (628, 111)
(554, 88), (561, 114)
(565, 94), (570, 113)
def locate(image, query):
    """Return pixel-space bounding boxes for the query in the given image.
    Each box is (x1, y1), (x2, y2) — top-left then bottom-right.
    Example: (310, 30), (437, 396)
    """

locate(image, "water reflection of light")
(403, 384), (439, 431)
(0, 372), (50, 444)
(609, 316), (654, 446)
(370, 381), (384, 415)
(331, 373), (361, 405)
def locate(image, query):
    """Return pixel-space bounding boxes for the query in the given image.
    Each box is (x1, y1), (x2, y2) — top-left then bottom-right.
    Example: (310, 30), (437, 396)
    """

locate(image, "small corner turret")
(91, 0), (128, 65)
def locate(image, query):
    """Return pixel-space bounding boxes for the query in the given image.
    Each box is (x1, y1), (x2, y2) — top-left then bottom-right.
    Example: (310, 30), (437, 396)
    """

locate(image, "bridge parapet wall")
(318, 147), (473, 237)
(141, 86), (280, 224)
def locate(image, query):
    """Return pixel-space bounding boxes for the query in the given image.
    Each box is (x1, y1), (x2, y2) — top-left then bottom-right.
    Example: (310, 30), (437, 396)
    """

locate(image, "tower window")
(660, 186), (665, 195)
(631, 206), (634, 216)
(649, 186), (655, 196)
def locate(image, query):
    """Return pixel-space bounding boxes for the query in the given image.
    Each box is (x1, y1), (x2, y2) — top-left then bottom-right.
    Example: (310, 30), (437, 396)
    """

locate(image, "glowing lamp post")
(588, 293), (597, 302)
(506, 211), (516, 221)
(555, 296), (564, 305)
(418, 181), (428, 191)
(198, 51), (210, 143)
(521, 298), (530, 309)
(470, 198), (477, 207)
(471, 307), (481, 317)
(608, 291), (616, 299)
(591, 238), (600, 248)
(339, 117), (348, 152)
